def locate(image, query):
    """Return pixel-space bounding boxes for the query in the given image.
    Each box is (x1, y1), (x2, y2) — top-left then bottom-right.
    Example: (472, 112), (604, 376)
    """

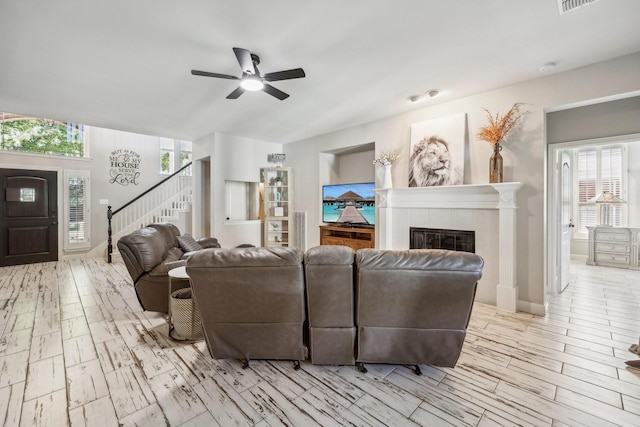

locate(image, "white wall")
(1, 126), (171, 257)
(285, 52), (640, 310)
(192, 131), (282, 247)
(89, 127), (170, 248)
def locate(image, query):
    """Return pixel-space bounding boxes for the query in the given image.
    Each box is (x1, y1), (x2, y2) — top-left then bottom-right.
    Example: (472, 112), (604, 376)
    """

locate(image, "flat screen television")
(322, 182), (375, 226)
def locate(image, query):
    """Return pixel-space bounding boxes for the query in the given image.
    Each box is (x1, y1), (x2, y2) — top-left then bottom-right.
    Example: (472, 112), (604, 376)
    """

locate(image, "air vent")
(557, 0), (600, 14)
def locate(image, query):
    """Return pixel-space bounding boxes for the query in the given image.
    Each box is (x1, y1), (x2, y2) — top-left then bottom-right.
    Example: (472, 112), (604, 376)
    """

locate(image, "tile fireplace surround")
(375, 183), (523, 312)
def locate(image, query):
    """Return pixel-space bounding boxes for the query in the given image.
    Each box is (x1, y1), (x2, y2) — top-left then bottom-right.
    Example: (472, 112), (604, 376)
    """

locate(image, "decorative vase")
(381, 164), (393, 189)
(489, 143), (503, 183)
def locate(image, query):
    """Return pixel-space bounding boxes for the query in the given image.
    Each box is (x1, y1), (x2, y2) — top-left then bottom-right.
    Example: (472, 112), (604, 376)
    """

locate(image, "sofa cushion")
(167, 246), (184, 260)
(148, 248), (186, 277)
(177, 234), (203, 252)
(123, 228), (166, 272)
(148, 259), (187, 277)
(147, 223), (181, 253)
(305, 245), (355, 327)
(197, 237), (221, 249)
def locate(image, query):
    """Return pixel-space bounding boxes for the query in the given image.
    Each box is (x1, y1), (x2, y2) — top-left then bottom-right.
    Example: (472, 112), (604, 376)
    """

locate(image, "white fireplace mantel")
(375, 182), (523, 312)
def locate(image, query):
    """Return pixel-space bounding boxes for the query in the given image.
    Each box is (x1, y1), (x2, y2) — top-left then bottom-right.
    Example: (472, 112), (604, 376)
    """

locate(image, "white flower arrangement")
(373, 147), (402, 166)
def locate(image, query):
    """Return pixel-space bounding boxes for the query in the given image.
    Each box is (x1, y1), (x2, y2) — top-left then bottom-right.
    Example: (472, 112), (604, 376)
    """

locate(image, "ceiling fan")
(191, 47), (306, 100)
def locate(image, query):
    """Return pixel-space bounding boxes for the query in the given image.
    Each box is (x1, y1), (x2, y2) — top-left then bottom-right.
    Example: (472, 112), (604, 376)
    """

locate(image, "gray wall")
(337, 150), (375, 184)
(547, 96), (640, 143)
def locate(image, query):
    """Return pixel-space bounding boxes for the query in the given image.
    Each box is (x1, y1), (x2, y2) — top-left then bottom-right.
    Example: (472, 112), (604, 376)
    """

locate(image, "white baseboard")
(517, 299), (546, 316)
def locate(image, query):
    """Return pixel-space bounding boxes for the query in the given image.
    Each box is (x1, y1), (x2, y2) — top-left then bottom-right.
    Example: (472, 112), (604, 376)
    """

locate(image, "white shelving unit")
(261, 167), (293, 248)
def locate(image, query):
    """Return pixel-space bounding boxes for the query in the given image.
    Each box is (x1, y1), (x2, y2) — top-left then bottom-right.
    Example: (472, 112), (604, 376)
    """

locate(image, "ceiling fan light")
(240, 77), (264, 91)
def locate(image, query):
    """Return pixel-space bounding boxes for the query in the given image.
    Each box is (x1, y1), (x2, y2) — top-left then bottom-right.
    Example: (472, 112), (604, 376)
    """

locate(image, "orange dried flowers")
(476, 102), (526, 145)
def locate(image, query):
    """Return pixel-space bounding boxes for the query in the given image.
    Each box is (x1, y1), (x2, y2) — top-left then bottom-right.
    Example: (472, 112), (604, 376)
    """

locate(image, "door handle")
(52, 222), (58, 225)
(568, 220), (575, 228)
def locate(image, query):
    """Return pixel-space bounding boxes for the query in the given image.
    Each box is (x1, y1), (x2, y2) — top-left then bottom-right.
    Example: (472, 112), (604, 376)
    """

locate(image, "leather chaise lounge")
(117, 223), (221, 313)
(186, 245), (484, 372)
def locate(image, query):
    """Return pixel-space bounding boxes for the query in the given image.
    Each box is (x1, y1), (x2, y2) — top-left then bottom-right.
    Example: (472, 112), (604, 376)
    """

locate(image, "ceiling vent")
(557, 0), (600, 14)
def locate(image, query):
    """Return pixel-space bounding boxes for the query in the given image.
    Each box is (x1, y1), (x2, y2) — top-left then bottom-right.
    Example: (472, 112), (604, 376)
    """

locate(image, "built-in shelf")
(261, 167), (293, 247)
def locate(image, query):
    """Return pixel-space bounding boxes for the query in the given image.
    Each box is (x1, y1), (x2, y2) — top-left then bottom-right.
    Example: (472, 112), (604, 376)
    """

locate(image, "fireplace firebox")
(410, 227), (475, 253)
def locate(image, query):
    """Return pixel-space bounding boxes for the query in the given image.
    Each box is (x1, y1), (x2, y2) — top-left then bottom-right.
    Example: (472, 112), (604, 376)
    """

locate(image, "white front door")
(558, 150), (572, 292)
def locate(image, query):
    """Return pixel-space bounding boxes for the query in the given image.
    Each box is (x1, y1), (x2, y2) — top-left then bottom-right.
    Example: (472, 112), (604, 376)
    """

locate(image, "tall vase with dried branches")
(476, 103), (526, 183)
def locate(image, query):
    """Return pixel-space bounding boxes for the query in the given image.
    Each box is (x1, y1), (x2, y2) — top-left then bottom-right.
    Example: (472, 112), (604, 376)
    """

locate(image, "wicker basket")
(169, 288), (203, 341)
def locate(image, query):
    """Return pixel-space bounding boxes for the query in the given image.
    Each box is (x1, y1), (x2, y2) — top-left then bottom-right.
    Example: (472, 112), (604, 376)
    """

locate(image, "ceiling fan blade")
(191, 70), (239, 80)
(262, 84), (289, 100)
(233, 47), (256, 75)
(226, 86), (245, 99)
(263, 68), (306, 82)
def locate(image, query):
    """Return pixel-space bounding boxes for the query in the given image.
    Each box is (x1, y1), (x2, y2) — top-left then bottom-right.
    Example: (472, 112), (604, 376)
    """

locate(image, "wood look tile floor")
(1, 258), (640, 426)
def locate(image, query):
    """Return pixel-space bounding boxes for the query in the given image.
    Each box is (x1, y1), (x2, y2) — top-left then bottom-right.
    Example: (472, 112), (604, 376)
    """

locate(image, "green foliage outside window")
(1, 116), (84, 157)
(160, 151), (171, 173)
(180, 152), (191, 167)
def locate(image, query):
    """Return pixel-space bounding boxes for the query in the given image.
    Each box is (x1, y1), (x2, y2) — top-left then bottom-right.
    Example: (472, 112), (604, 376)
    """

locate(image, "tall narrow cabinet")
(261, 167), (294, 247)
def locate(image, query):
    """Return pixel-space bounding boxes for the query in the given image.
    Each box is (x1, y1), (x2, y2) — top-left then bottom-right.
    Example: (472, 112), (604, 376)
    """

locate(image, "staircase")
(88, 163), (193, 261)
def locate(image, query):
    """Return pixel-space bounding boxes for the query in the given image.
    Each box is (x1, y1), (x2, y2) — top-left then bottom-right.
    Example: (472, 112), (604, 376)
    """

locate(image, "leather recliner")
(355, 248), (484, 372)
(117, 223), (220, 313)
(187, 246), (308, 367)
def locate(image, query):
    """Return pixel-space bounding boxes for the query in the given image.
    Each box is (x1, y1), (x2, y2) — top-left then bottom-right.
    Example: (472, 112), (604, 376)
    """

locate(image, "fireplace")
(375, 183), (523, 313)
(410, 227), (475, 253)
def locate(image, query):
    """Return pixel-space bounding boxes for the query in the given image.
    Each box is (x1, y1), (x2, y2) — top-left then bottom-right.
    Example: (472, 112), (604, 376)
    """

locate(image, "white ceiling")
(1, 1), (639, 144)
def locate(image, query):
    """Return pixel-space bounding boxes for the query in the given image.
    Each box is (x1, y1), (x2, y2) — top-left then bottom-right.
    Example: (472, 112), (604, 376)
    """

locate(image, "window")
(64, 170), (91, 250)
(160, 138), (174, 174)
(575, 145), (626, 235)
(1, 112), (86, 157)
(180, 140), (192, 168)
(20, 188), (36, 202)
(160, 139), (192, 174)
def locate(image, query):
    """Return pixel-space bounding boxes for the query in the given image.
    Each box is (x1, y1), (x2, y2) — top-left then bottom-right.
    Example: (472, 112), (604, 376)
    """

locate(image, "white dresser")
(586, 226), (640, 269)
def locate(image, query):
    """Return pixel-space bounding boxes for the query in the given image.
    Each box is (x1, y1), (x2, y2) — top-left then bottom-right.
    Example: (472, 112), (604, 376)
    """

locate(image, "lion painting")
(409, 136), (462, 187)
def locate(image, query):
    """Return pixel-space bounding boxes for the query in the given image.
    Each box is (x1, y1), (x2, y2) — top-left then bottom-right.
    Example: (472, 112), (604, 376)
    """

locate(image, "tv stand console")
(319, 225), (375, 250)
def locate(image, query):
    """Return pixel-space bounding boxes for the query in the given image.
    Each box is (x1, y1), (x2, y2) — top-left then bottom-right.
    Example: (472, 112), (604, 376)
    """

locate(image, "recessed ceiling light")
(408, 89), (441, 103)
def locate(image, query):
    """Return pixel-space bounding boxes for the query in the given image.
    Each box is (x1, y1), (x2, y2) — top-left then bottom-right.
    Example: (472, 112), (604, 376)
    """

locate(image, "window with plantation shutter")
(64, 170), (91, 250)
(575, 145), (626, 237)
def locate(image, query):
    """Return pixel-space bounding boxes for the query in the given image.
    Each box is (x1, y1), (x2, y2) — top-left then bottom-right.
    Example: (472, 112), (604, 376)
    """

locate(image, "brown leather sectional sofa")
(117, 223), (221, 312)
(187, 245), (484, 372)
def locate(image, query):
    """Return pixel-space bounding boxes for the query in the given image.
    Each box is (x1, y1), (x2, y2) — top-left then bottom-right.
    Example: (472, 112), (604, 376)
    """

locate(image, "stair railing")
(107, 162), (192, 262)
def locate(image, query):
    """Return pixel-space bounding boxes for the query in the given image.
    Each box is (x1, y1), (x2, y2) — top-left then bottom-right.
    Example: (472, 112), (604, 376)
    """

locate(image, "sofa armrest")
(197, 237), (221, 249)
(148, 259), (187, 276)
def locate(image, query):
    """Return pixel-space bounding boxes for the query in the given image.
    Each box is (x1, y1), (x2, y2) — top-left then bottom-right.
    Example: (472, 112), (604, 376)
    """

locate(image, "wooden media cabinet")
(319, 225), (375, 250)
